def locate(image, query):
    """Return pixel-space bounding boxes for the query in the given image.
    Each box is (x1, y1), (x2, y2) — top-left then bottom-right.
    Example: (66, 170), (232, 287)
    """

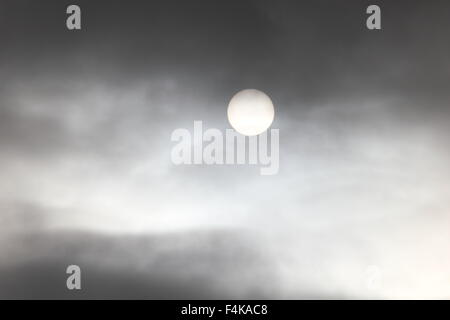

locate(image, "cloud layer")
(0, 0), (449, 298)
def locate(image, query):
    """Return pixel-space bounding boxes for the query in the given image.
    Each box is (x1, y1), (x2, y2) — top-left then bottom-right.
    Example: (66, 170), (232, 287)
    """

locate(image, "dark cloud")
(0, 230), (280, 299)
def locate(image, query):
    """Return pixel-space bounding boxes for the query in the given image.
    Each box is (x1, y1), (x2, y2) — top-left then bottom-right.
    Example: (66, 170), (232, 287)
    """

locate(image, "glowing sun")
(227, 89), (275, 136)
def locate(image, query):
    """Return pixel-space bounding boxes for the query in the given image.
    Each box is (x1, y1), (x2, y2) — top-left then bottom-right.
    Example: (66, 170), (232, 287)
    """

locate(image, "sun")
(227, 89), (275, 136)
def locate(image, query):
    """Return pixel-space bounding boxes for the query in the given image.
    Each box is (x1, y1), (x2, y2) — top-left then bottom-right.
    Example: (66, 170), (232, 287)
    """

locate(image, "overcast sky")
(1, 0), (450, 299)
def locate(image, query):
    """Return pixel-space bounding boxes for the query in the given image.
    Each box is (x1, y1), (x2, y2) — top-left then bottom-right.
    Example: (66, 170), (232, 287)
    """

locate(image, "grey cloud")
(0, 229), (281, 299)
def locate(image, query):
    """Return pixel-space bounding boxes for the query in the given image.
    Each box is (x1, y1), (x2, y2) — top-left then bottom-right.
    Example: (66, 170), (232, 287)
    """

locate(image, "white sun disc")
(227, 89), (275, 136)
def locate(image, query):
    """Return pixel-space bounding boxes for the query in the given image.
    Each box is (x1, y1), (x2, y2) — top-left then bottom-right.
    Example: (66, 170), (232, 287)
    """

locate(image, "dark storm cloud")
(0, 229), (281, 299)
(1, 0), (449, 122)
(1, 0), (448, 156)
